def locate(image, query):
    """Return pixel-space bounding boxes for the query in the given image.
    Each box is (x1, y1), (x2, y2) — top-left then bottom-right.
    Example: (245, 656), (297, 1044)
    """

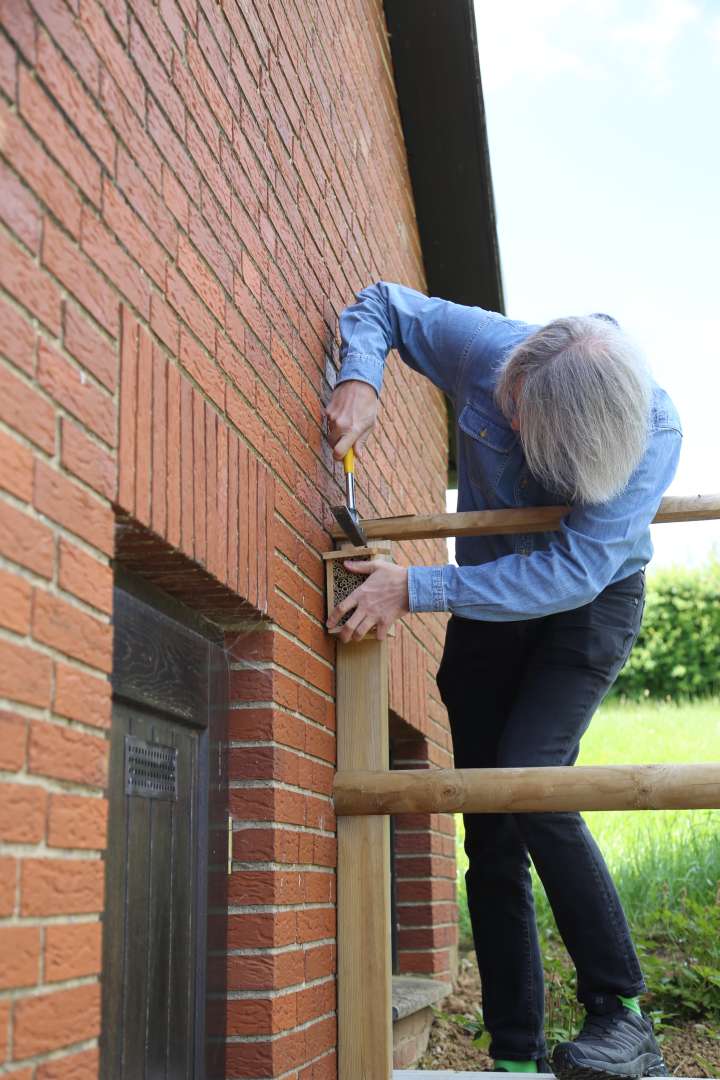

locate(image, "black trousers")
(436, 570), (647, 1061)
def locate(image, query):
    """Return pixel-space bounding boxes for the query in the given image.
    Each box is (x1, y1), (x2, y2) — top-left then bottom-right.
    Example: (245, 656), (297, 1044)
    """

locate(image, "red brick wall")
(0, 0), (457, 1075)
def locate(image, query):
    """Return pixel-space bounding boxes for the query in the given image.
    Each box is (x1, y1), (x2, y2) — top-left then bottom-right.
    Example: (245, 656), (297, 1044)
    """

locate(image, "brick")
(0, 227), (62, 336)
(0, 157), (42, 252)
(58, 537), (113, 614)
(0, 429), (33, 502)
(36, 1048), (100, 1080)
(54, 662), (111, 730)
(32, 0), (101, 91)
(0, 926), (41, 990)
(117, 144), (177, 253)
(166, 263), (216, 352)
(37, 340), (115, 447)
(33, 589), (112, 672)
(135, 324), (153, 523)
(151, 344), (168, 536)
(0, 998), (9, 1061)
(147, 98), (201, 203)
(0, 857), (17, 915)
(61, 418), (115, 500)
(103, 178), (167, 288)
(178, 235), (225, 322)
(0, 31), (14, 98)
(0, 638), (53, 708)
(179, 374), (194, 553)
(1, 0), (35, 62)
(36, 28), (115, 171)
(29, 719), (107, 786)
(0, 710), (28, 770)
(180, 330), (225, 407)
(12, 983), (100, 1059)
(63, 302), (117, 392)
(0, 782), (47, 845)
(21, 857), (104, 916)
(117, 306), (138, 512)
(0, 567), (32, 634)
(79, 0), (144, 116)
(81, 207), (151, 320)
(46, 922), (102, 985)
(19, 66), (102, 205)
(0, 498), (54, 578)
(0, 293), (36, 375)
(100, 68), (162, 189)
(48, 794), (107, 850)
(0, 360), (56, 452)
(192, 387), (206, 563)
(166, 362), (181, 545)
(151, 290), (179, 352)
(34, 459), (114, 556)
(129, 17), (183, 132)
(42, 219), (119, 336)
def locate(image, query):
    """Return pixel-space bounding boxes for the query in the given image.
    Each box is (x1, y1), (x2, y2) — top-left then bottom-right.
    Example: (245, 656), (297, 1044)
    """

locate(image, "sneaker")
(551, 1004), (668, 1080)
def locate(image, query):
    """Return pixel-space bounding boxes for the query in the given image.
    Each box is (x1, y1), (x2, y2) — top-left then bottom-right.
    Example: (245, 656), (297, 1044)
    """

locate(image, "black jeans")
(436, 570), (647, 1061)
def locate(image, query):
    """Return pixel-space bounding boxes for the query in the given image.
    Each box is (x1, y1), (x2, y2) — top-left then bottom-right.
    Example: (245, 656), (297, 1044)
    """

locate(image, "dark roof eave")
(383, 0), (504, 313)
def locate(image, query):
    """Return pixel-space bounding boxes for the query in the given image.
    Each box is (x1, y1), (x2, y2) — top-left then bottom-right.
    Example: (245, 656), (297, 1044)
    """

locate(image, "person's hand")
(327, 559), (409, 642)
(322, 380), (378, 461)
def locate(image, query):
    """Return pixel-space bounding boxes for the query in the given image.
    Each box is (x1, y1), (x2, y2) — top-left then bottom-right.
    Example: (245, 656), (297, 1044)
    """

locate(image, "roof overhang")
(383, 0), (504, 312)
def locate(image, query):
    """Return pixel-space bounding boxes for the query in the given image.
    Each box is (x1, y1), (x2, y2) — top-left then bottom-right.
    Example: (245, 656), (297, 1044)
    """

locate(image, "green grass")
(456, 697), (720, 949)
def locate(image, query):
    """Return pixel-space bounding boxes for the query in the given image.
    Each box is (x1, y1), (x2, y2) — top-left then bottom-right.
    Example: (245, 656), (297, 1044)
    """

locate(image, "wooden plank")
(337, 635), (393, 1080)
(100, 704), (130, 1078)
(334, 763), (720, 816)
(112, 587), (210, 725)
(330, 493), (720, 542)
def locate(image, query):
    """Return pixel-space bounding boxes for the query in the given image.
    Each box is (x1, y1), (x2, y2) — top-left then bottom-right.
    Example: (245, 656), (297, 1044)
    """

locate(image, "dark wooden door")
(102, 583), (228, 1080)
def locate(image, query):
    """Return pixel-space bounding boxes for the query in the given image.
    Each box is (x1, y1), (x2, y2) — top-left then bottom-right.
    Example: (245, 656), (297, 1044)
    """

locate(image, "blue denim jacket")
(336, 281), (683, 621)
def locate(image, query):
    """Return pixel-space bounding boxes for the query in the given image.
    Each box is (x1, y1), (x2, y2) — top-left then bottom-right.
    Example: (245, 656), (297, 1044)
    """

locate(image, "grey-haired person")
(324, 282), (681, 1080)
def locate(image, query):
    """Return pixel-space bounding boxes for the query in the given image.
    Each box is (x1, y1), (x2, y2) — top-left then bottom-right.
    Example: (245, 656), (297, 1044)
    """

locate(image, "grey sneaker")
(551, 1004), (668, 1080)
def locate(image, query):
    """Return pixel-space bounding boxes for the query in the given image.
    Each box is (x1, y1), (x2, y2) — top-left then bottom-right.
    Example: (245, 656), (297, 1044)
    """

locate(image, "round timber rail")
(329, 493), (720, 543)
(333, 763), (720, 816)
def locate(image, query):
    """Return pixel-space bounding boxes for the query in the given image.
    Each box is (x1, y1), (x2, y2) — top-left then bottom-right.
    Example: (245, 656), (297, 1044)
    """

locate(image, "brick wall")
(0, 0), (457, 1076)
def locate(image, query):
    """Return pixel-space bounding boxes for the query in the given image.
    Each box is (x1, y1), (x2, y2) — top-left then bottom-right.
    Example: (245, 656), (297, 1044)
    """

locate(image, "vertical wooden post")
(336, 625), (393, 1078)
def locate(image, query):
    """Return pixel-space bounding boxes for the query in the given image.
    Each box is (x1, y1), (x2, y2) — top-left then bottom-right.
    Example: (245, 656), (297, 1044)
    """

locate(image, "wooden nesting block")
(322, 542), (393, 636)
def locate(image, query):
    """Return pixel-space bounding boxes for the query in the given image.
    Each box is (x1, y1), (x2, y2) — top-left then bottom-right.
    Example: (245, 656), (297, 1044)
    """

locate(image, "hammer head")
(330, 504), (367, 547)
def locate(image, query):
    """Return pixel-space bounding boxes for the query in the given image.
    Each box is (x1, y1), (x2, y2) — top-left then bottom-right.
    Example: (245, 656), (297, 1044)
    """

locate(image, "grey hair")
(494, 316), (652, 505)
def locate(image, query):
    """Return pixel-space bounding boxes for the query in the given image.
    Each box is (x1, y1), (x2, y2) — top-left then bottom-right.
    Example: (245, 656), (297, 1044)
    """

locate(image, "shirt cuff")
(407, 565), (448, 613)
(336, 352), (385, 396)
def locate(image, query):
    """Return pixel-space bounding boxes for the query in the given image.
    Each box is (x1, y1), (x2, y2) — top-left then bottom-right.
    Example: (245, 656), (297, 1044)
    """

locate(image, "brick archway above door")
(116, 306), (275, 622)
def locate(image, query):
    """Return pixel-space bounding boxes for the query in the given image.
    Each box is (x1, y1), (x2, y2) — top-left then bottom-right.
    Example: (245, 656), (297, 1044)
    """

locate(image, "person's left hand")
(327, 559), (410, 642)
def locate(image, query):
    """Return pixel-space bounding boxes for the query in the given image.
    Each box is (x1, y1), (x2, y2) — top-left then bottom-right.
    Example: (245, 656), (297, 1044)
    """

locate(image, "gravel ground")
(415, 954), (720, 1077)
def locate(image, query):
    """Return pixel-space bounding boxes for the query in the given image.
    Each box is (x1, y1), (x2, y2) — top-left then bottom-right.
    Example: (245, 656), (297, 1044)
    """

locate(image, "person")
(323, 281), (682, 1080)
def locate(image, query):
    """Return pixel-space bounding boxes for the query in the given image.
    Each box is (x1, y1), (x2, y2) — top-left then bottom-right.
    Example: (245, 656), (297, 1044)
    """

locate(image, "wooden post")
(333, 546), (393, 1080)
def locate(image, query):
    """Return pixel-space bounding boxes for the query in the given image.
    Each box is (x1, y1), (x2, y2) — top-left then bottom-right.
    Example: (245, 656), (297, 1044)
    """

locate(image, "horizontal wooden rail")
(330, 493), (720, 542)
(334, 763), (720, 815)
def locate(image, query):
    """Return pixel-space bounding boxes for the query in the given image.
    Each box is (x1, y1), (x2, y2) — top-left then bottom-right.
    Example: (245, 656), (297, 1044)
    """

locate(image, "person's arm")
(407, 425), (683, 621)
(336, 280), (498, 398)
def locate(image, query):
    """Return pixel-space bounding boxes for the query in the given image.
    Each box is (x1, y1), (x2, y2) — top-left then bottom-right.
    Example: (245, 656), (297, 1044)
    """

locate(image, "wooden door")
(102, 582), (228, 1080)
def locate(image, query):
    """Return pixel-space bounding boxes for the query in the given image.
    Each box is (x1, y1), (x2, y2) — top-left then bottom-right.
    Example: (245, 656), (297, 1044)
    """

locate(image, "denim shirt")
(336, 280), (683, 621)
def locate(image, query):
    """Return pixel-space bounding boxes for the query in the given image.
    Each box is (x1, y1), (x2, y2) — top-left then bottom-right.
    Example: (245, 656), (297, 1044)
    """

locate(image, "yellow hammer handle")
(343, 447), (355, 474)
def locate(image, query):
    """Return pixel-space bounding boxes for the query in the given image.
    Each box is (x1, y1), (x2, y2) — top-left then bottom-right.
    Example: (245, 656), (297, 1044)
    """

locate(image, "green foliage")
(612, 557), (720, 700)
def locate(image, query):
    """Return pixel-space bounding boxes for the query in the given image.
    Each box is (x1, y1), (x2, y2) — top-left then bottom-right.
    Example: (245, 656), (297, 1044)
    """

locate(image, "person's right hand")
(322, 380), (379, 461)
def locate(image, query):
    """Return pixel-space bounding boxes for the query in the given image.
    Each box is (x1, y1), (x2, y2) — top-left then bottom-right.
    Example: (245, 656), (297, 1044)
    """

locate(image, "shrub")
(612, 556), (720, 701)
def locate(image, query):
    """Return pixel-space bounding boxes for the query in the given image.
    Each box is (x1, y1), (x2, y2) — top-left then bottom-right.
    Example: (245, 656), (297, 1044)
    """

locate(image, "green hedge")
(611, 557), (720, 700)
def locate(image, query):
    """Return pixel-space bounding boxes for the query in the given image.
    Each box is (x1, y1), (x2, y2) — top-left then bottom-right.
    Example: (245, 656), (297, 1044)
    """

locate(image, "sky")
(469, 0), (720, 571)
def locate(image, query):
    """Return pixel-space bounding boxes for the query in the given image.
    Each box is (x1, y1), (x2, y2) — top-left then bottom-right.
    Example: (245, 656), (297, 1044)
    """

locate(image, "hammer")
(331, 447), (367, 547)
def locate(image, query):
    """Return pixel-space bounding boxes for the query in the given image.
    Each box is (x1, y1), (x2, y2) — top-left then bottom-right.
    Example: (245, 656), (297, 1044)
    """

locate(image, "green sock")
(618, 994), (642, 1016)
(494, 1060), (538, 1073)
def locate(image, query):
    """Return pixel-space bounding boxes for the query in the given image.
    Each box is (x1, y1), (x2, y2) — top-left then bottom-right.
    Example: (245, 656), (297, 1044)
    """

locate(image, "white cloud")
(474, 0), (704, 92)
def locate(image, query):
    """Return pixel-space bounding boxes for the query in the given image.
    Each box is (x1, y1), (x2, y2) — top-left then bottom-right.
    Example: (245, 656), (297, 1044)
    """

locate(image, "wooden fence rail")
(334, 763), (720, 816)
(330, 493), (720, 542)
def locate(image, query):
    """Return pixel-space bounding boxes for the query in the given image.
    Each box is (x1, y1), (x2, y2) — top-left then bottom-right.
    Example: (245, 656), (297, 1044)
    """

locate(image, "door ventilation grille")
(125, 736), (178, 799)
